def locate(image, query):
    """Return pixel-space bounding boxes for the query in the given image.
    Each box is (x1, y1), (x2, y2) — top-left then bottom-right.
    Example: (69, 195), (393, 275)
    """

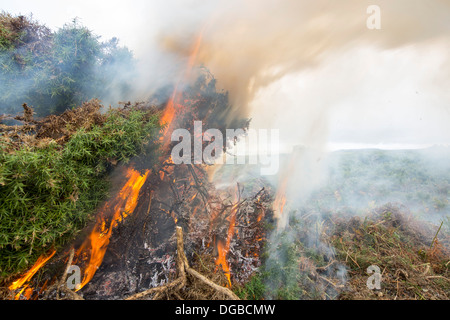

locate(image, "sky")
(2, 0), (450, 152)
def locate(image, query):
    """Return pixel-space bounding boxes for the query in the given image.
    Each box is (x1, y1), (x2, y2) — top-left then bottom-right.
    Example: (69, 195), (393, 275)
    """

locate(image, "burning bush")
(0, 100), (162, 280)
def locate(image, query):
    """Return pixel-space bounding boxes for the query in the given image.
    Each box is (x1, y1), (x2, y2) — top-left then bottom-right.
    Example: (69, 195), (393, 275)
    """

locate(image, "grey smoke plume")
(156, 0), (450, 123)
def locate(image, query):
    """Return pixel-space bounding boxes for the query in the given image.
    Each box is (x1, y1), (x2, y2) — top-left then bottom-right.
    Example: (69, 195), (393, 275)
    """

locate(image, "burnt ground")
(70, 162), (271, 300)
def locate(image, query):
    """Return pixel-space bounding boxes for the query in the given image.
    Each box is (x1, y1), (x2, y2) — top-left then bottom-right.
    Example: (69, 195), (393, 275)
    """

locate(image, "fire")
(214, 189), (238, 287)
(273, 150), (298, 228)
(256, 197), (266, 222)
(273, 192), (287, 220)
(273, 180), (288, 230)
(161, 32), (204, 142)
(273, 164), (290, 222)
(9, 168), (149, 297)
(8, 28), (209, 298)
(74, 168), (149, 291)
(72, 32), (204, 289)
(160, 89), (178, 138)
(8, 249), (56, 298)
(256, 210), (264, 222)
(215, 240), (231, 286)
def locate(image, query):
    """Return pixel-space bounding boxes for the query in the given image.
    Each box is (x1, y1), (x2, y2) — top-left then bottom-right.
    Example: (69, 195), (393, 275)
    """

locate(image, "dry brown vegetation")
(1, 100), (105, 151)
(331, 205), (450, 300)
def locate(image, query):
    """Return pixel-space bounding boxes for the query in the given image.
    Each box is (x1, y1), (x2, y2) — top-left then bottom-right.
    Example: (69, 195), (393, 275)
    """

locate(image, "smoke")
(0, 14), (140, 116)
(81, 0), (450, 298)
(324, 147), (450, 221)
(151, 0), (450, 227)
(5, 1), (450, 132)
(155, 0), (450, 124)
(3, 0), (449, 298)
(143, 1), (450, 298)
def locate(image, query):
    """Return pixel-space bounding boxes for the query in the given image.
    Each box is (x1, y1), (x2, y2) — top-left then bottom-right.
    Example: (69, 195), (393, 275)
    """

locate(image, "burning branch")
(42, 248), (84, 300)
(187, 164), (210, 206)
(4, 66), (255, 299)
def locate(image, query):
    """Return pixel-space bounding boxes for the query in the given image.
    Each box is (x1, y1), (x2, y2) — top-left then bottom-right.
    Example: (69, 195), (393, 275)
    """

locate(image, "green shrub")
(0, 108), (161, 278)
(0, 13), (135, 116)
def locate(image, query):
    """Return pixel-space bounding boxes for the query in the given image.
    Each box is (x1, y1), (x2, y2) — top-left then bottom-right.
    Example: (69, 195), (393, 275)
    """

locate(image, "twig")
(173, 292), (184, 300)
(42, 248), (84, 300)
(187, 164), (209, 202)
(316, 260), (336, 271)
(426, 275), (450, 282)
(125, 278), (184, 300)
(429, 221), (444, 251)
(60, 286), (84, 300)
(318, 275), (338, 288)
(56, 248), (75, 299)
(125, 226), (240, 300)
(147, 192), (153, 214)
(184, 266), (240, 300)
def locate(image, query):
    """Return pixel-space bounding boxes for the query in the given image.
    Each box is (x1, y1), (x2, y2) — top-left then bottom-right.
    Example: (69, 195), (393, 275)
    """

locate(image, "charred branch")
(126, 227), (239, 300)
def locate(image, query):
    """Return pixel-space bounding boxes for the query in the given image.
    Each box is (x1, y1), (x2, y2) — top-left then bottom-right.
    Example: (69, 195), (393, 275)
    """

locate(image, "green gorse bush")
(0, 108), (161, 278)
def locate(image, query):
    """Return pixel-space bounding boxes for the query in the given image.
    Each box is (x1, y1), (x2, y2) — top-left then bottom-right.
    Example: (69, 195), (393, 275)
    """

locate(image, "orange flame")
(161, 31), (204, 140)
(273, 191), (287, 219)
(72, 33), (203, 287)
(215, 240), (231, 286)
(215, 187), (239, 287)
(273, 179), (288, 231)
(23, 287), (33, 300)
(8, 249), (56, 298)
(273, 151), (298, 228)
(8, 28), (206, 299)
(74, 168), (149, 291)
(256, 198), (266, 222)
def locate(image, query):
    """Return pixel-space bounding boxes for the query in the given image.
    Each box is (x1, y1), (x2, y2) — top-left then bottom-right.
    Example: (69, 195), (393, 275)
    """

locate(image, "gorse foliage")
(0, 12), (135, 116)
(0, 107), (162, 278)
(0, 12), (161, 283)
